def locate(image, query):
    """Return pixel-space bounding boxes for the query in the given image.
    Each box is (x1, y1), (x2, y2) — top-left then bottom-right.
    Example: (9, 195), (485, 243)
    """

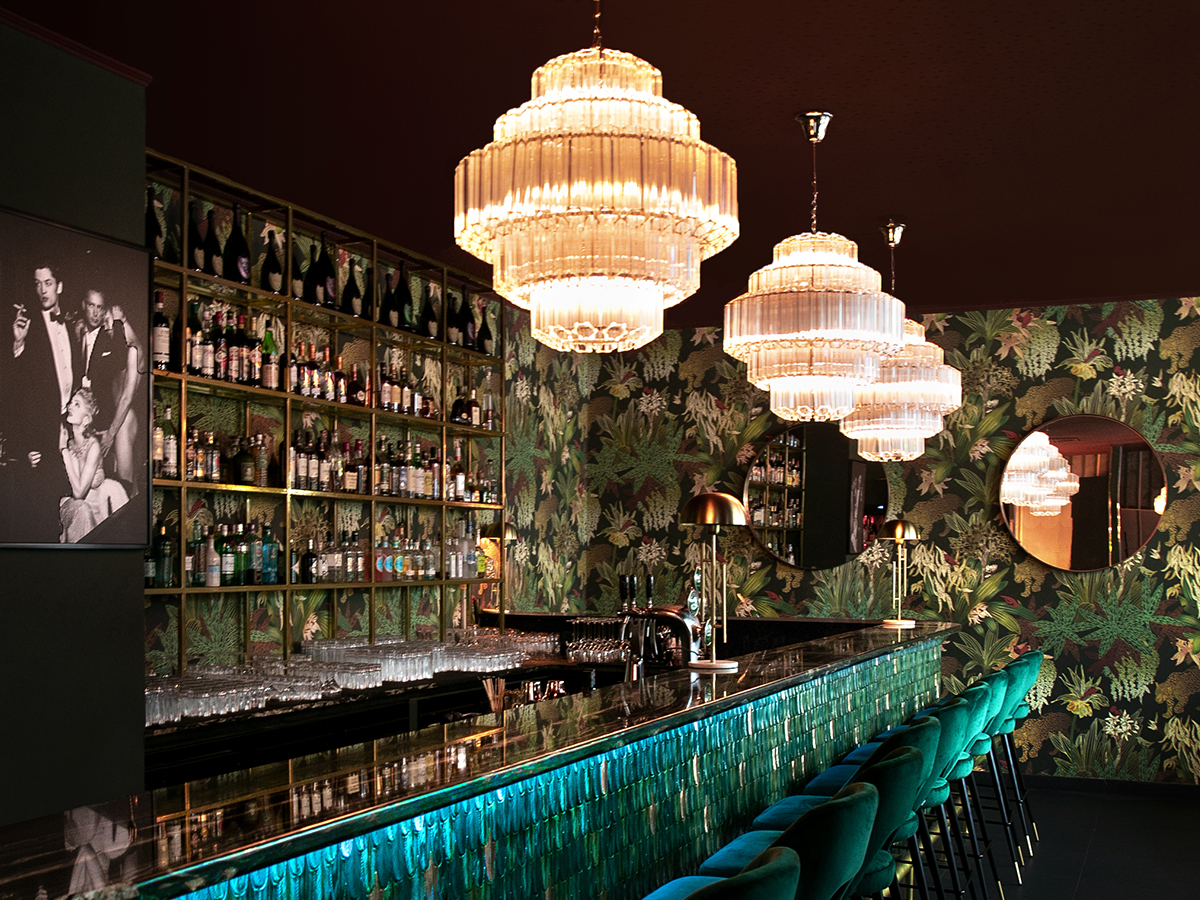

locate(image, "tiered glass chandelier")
(454, 6), (738, 353)
(723, 113), (905, 421)
(839, 223), (963, 460)
(1000, 432), (1081, 516)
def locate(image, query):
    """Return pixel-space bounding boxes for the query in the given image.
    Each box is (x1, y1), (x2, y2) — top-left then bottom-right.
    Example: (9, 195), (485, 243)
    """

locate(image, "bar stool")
(698, 781), (879, 900)
(940, 681), (998, 900)
(642, 846), (801, 900)
(994, 652), (1043, 862)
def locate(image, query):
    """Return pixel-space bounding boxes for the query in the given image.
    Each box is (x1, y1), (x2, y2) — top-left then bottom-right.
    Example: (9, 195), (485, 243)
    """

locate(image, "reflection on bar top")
(0, 622), (955, 899)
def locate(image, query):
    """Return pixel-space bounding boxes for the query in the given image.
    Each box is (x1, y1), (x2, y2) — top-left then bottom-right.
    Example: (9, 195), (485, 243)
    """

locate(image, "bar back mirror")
(743, 423), (889, 569)
(1000, 414), (1166, 570)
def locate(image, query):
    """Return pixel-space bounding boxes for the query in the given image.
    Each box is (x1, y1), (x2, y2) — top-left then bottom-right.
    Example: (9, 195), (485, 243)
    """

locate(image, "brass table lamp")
(680, 491), (748, 671)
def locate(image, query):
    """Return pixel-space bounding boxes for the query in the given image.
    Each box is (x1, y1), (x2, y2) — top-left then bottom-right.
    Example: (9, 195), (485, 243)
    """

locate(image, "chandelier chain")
(810, 141), (819, 233)
(890, 244), (896, 294)
(592, 0), (602, 48)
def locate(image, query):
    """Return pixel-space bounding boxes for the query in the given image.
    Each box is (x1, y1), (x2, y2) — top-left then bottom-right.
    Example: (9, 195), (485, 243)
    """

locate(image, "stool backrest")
(686, 845), (802, 900)
(772, 781), (879, 900)
(854, 746), (926, 861)
(980, 669), (1011, 736)
(922, 698), (972, 799)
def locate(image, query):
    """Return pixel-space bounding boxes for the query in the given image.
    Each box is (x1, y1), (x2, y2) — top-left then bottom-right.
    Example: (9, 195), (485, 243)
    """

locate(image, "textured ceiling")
(9, 0), (1199, 326)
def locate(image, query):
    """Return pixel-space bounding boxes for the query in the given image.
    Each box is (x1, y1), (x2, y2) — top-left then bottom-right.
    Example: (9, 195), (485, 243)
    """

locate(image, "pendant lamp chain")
(592, 0), (602, 48)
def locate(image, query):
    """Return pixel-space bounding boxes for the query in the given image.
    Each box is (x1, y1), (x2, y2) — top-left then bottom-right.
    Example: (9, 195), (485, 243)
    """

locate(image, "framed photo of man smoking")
(0, 205), (150, 548)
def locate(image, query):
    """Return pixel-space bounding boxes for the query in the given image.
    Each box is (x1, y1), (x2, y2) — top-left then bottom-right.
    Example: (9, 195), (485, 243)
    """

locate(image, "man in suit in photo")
(76, 289), (143, 494)
(4, 264), (80, 541)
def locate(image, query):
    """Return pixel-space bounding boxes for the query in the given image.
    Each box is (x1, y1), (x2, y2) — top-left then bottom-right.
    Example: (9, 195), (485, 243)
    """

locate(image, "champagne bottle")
(341, 257), (363, 317)
(261, 229), (284, 293)
(146, 184), (163, 258)
(395, 262), (415, 332)
(189, 202), (205, 271)
(447, 293), (462, 346)
(418, 281), (439, 339)
(152, 291), (172, 371)
(461, 295), (477, 351)
(302, 242), (320, 304)
(477, 306), (495, 356)
(224, 204), (251, 285)
(203, 208), (223, 278)
(317, 233), (336, 307)
(291, 236), (305, 299)
(378, 267), (399, 328)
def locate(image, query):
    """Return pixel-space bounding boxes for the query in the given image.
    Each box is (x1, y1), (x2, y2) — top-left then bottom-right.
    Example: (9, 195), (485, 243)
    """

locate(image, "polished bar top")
(0, 622), (954, 899)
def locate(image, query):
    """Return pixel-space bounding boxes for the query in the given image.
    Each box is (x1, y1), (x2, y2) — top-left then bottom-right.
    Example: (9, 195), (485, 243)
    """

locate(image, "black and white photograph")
(0, 206), (150, 547)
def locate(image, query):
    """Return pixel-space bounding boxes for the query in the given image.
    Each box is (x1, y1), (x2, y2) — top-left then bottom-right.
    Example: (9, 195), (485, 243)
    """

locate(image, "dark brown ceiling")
(9, 0), (1199, 326)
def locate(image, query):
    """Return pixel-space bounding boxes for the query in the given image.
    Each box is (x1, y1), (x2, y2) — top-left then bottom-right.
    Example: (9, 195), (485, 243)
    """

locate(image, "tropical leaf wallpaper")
(504, 299), (1200, 783)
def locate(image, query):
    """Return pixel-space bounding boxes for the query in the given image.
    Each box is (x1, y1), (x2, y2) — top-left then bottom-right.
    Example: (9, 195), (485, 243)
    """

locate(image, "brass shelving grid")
(145, 150), (507, 676)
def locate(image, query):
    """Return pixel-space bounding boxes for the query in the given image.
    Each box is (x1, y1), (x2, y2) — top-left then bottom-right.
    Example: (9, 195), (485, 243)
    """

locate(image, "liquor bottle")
(466, 389), (482, 428)
(321, 347), (337, 402)
(217, 524), (235, 586)
(425, 449), (437, 499)
(161, 407), (178, 480)
(185, 301), (203, 375)
(261, 229), (284, 293)
(300, 539), (318, 584)
(224, 313), (241, 383)
(477, 307), (495, 356)
(302, 242), (321, 304)
(253, 434), (269, 487)
(149, 521), (166, 587)
(203, 208), (223, 278)
(305, 431), (320, 490)
(317, 233), (336, 307)
(449, 440), (465, 502)
(237, 313), (255, 385)
(317, 431), (333, 492)
(463, 521), (478, 577)
(146, 184), (164, 258)
(198, 306), (216, 378)
(152, 291), (172, 371)
(205, 432), (221, 482)
(189, 202), (205, 271)
(234, 524), (250, 586)
(235, 438), (256, 485)
(333, 354), (348, 405)
(322, 531), (339, 583)
(341, 257), (363, 317)
(224, 204), (251, 285)
(418, 281), (439, 339)
(408, 441), (422, 498)
(305, 343), (321, 399)
(213, 311), (229, 381)
(262, 525), (280, 585)
(348, 363), (367, 406)
(392, 442), (406, 497)
(152, 413), (165, 479)
(376, 534), (393, 583)
(185, 521), (202, 587)
(263, 321), (280, 390)
(291, 236), (305, 299)
(449, 390), (465, 425)
(199, 528), (218, 587)
(399, 366), (413, 416)
(423, 538), (438, 580)
(377, 355), (393, 411)
(326, 435), (344, 491)
(248, 525), (264, 586)
(356, 441), (371, 493)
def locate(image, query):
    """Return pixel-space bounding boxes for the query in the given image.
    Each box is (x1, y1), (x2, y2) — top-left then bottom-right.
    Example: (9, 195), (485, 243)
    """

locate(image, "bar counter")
(1, 622), (955, 900)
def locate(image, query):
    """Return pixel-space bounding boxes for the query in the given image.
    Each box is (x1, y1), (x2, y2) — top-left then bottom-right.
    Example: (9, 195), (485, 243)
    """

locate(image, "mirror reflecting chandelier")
(838, 223), (963, 460)
(723, 113), (905, 421)
(454, 5), (738, 353)
(1000, 432), (1081, 516)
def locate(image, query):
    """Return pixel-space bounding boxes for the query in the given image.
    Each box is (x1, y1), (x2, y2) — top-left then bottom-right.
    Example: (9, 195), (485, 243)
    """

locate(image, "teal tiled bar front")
(146, 626), (950, 900)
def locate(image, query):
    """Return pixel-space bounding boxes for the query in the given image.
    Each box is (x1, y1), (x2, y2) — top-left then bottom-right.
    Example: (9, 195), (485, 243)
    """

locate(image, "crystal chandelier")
(723, 113), (904, 421)
(839, 223), (963, 460)
(454, 5), (738, 353)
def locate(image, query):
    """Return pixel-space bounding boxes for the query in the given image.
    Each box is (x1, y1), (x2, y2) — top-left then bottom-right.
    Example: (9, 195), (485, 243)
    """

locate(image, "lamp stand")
(690, 523), (738, 672)
(883, 536), (916, 629)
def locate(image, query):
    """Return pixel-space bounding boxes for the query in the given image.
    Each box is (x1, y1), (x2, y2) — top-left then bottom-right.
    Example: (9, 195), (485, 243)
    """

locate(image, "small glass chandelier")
(723, 112), (904, 421)
(839, 223), (963, 461)
(454, 2), (738, 353)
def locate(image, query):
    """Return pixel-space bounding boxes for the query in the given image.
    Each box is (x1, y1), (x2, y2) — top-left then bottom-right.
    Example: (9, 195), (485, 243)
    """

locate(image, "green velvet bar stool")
(961, 671), (1011, 894)
(699, 782), (879, 900)
(844, 747), (927, 900)
(995, 653), (1044, 861)
(642, 846), (801, 900)
(913, 696), (973, 900)
(941, 681), (995, 900)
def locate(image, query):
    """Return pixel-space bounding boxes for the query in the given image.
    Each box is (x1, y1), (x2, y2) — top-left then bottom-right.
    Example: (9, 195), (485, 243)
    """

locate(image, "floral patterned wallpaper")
(504, 299), (1200, 783)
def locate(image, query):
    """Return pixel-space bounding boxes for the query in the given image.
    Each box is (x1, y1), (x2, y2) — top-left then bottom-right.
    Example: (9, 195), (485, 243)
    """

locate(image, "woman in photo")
(59, 387), (129, 542)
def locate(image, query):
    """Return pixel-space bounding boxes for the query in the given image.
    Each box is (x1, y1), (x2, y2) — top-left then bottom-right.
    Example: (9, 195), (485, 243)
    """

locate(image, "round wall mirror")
(1000, 415), (1166, 570)
(743, 423), (889, 569)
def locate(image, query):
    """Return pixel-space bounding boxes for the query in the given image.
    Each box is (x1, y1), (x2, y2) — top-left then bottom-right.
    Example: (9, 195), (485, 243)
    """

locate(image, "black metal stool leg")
(954, 779), (991, 900)
(986, 747), (1022, 884)
(1004, 731), (1039, 847)
(944, 795), (979, 900)
(1000, 732), (1034, 859)
(967, 771), (1004, 900)
(908, 833), (932, 900)
(936, 803), (967, 900)
(918, 812), (949, 900)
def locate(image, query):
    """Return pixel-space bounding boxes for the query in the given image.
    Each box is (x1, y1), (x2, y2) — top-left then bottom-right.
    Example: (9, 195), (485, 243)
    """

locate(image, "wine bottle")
(460, 295), (477, 351)
(185, 301), (204, 375)
(348, 363), (367, 406)
(213, 311), (228, 381)
(146, 184), (163, 258)
(188, 202), (205, 271)
(447, 293), (462, 346)
(224, 204), (251, 285)
(152, 291), (171, 371)
(300, 539), (318, 584)
(333, 354), (348, 405)
(245, 315), (263, 387)
(261, 229), (284, 293)
(154, 520), (175, 588)
(203, 208), (223, 278)
(161, 406), (178, 480)
(262, 322), (280, 391)
(362, 263), (374, 320)
(302, 242), (320, 304)
(341, 257), (363, 317)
